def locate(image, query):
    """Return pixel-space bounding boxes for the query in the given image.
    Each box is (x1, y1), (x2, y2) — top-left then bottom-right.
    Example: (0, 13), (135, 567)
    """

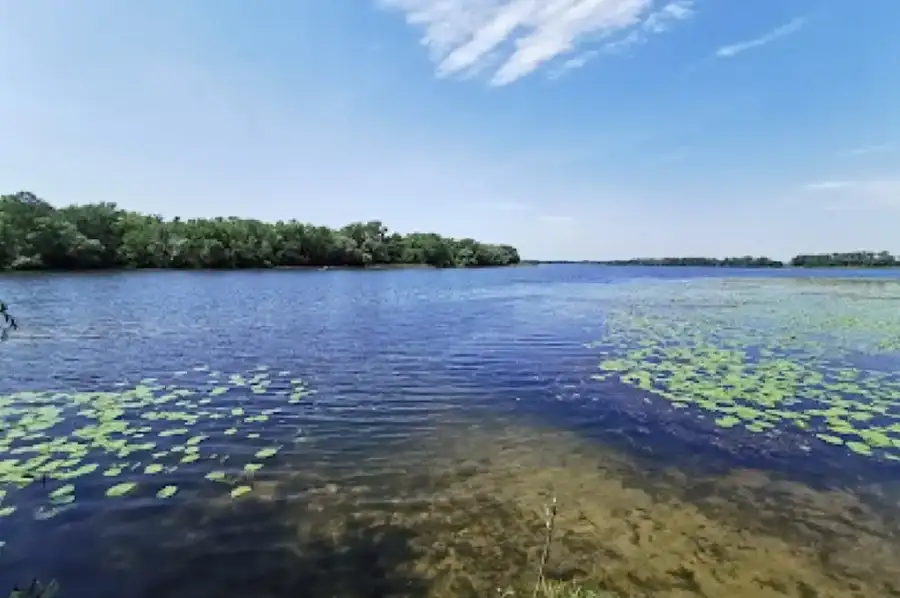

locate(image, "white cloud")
(802, 178), (900, 210)
(378, 0), (696, 86)
(548, 49), (598, 79)
(715, 16), (806, 59)
(845, 144), (893, 157)
(803, 180), (854, 191)
(604, 0), (693, 54)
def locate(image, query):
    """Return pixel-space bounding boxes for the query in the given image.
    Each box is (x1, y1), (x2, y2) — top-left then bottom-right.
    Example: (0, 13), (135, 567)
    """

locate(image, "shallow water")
(2, 266), (900, 598)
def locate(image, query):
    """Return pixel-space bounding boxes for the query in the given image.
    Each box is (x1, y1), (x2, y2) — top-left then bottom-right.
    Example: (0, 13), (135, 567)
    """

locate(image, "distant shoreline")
(4, 261), (898, 274)
(523, 257), (900, 269)
(522, 260), (786, 268)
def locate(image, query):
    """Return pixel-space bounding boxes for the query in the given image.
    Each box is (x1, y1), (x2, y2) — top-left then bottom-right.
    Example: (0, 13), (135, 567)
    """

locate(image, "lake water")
(2, 265), (900, 598)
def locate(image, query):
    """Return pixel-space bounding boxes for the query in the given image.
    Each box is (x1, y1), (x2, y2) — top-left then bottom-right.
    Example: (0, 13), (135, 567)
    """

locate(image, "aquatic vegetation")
(589, 278), (900, 462)
(230, 485), (252, 498)
(157, 485), (178, 499)
(536, 583), (615, 598)
(6, 579), (59, 598)
(0, 366), (316, 520)
(114, 420), (892, 598)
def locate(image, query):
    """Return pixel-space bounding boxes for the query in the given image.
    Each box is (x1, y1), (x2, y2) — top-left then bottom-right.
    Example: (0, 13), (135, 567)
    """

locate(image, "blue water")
(2, 265), (900, 598)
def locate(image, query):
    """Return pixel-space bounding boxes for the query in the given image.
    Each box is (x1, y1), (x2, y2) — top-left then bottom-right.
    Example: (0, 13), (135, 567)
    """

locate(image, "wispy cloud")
(803, 180), (854, 191)
(549, 0), (693, 78)
(802, 178), (900, 210)
(548, 49), (598, 79)
(715, 16), (806, 59)
(604, 0), (694, 54)
(378, 0), (696, 86)
(844, 144), (893, 157)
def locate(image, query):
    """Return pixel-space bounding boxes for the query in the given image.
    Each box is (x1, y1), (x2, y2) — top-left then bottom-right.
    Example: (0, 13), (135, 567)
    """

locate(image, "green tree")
(0, 191), (521, 271)
(790, 251), (899, 268)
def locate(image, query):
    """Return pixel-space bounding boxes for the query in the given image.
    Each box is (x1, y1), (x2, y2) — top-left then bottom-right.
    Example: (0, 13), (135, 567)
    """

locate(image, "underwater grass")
(9, 414), (900, 598)
(537, 583), (615, 598)
(0, 365), (316, 526)
(5, 579), (59, 598)
(588, 278), (900, 463)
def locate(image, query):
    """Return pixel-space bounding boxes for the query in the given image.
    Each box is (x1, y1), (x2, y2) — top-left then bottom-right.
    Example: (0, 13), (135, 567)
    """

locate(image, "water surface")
(2, 266), (900, 598)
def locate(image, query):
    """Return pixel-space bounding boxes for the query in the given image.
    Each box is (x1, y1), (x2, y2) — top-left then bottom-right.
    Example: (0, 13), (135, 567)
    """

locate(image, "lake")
(1, 265), (900, 598)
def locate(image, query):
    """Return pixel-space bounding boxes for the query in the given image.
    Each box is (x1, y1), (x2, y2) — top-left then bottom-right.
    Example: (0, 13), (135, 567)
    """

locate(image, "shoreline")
(0, 262), (535, 276)
(526, 261), (900, 270)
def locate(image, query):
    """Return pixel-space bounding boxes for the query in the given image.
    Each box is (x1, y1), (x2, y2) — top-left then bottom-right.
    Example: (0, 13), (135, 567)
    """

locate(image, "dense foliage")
(0, 192), (520, 270)
(789, 251), (898, 268)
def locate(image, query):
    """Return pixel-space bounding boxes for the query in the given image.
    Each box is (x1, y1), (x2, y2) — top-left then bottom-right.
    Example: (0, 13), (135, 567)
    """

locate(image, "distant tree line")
(594, 256), (785, 268)
(536, 252), (900, 269)
(532, 257), (784, 267)
(789, 251), (898, 268)
(0, 192), (520, 270)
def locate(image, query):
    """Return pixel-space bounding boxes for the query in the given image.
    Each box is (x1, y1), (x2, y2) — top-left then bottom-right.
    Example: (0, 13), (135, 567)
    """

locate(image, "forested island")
(0, 192), (520, 270)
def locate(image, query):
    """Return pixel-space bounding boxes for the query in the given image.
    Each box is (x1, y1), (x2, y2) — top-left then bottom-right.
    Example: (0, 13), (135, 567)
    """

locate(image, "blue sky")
(0, 0), (897, 260)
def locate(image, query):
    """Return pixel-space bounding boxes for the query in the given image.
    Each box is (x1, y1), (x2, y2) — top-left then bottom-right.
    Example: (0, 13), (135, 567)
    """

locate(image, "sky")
(0, 0), (898, 260)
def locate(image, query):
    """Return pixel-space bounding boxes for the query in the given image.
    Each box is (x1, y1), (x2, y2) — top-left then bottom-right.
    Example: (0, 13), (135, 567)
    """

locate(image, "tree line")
(0, 192), (520, 270)
(535, 252), (900, 268)
(789, 251), (899, 268)
(592, 256), (785, 268)
(531, 257), (785, 267)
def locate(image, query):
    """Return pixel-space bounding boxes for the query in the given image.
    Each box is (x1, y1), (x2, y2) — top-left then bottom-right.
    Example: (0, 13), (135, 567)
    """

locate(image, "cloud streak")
(845, 144), (893, 157)
(802, 178), (900, 210)
(378, 0), (695, 85)
(715, 16), (806, 59)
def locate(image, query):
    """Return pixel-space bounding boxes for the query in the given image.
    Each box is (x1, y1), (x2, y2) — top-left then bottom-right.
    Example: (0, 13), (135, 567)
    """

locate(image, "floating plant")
(589, 278), (900, 462)
(0, 365), (314, 521)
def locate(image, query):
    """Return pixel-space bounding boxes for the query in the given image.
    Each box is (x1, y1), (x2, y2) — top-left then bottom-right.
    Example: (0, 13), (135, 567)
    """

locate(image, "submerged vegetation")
(0, 191), (520, 270)
(6, 579), (58, 598)
(79, 420), (899, 597)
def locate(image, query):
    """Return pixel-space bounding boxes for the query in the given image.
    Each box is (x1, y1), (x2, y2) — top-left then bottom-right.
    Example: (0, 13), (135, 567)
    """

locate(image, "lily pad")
(156, 485), (178, 499)
(106, 482), (137, 497)
(230, 485), (252, 499)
